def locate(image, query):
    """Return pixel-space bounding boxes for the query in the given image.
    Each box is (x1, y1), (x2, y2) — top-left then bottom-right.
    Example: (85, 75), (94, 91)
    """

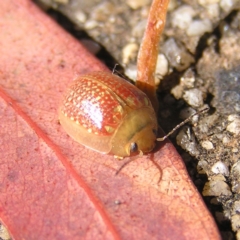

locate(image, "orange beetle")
(58, 71), (158, 157)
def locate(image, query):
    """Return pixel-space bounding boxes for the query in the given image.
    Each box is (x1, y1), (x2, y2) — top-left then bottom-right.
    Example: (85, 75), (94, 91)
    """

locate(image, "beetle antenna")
(115, 151), (143, 175)
(157, 107), (209, 142)
(112, 64), (119, 74)
(115, 158), (135, 175)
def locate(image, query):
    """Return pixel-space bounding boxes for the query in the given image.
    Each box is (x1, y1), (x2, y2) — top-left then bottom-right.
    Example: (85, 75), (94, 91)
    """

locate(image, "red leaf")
(0, 0), (221, 239)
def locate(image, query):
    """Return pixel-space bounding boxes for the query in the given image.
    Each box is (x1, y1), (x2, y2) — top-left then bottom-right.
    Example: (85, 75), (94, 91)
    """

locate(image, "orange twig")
(136, 0), (169, 112)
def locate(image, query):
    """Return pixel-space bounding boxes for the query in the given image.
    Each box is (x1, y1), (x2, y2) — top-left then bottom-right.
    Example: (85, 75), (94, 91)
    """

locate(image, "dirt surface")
(32, 0), (240, 239)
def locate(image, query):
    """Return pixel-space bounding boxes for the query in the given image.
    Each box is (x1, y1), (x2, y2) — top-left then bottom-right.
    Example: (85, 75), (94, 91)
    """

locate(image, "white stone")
(183, 88), (204, 108)
(126, 0), (151, 9)
(232, 148), (238, 153)
(228, 114), (240, 122)
(201, 140), (214, 150)
(162, 38), (194, 71)
(176, 127), (200, 156)
(171, 85), (183, 99)
(227, 115), (240, 135)
(220, 0), (236, 12)
(171, 5), (196, 30)
(155, 54), (169, 78)
(198, 0), (220, 5)
(211, 161), (229, 176)
(125, 65), (137, 81)
(231, 162), (240, 177)
(206, 3), (220, 18)
(180, 69), (195, 88)
(84, 20), (98, 30)
(90, 2), (114, 21)
(197, 160), (209, 174)
(75, 10), (87, 23)
(222, 136), (230, 144)
(232, 200), (240, 214)
(168, 0), (178, 11)
(187, 19), (213, 36)
(231, 214), (240, 232)
(236, 230), (240, 240)
(203, 178), (231, 196)
(122, 43), (139, 65)
(0, 223), (11, 240)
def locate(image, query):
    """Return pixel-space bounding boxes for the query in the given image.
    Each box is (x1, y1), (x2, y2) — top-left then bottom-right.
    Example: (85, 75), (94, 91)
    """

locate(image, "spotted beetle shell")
(59, 71), (158, 157)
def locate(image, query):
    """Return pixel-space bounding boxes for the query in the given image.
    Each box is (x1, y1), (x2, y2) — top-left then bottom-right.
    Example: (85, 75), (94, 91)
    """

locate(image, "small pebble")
(237, 230), (240, 240)
(132, 20), (147, 38)
(215, 133), (224, 140)
(75, 10), (87, 23)
(162, 38), (194, 71)
(222, 136), (231, 144)
(232, 181), (240, 194)
(187, 19), (213, 36)
(227, 114), (240, 135)
(232, 148), (238, 153)
(90, 2), (114, 22)
(183, 88), (204, 108)
(168, 0), (178, 11)
(203, 177), (232, 196)
(211, 161), (229, 176)
(171, 85), (184, 99)
(198, 0), (220, 5)
(231, 162), (240, 178)
(206, 3), (220, 18)
(201, 140), (214, 150)
(85, 20), (98, 30)
(231, 162), (240, 193)
(228, 114), (240, 122)
(0, 223), (11, 240)
(155, 54), (169, 79)
(114, 200), (122, 205)
(231, 214), (240, 232)
(220, 0), (236, 12)
(126, 0), (151, 9)
(176, 127), (200, 156)
(171, 5), (196, 30)
(197, 160), (209, 174)
(125, 64), (137, 81)
(232, 200), (240, 214)
(122, 43), (139, 65)
(180, 69), (195, 88)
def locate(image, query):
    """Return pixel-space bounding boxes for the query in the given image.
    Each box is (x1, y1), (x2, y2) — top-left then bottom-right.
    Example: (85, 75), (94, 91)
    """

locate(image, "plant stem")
(136, 0), (169, 113)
